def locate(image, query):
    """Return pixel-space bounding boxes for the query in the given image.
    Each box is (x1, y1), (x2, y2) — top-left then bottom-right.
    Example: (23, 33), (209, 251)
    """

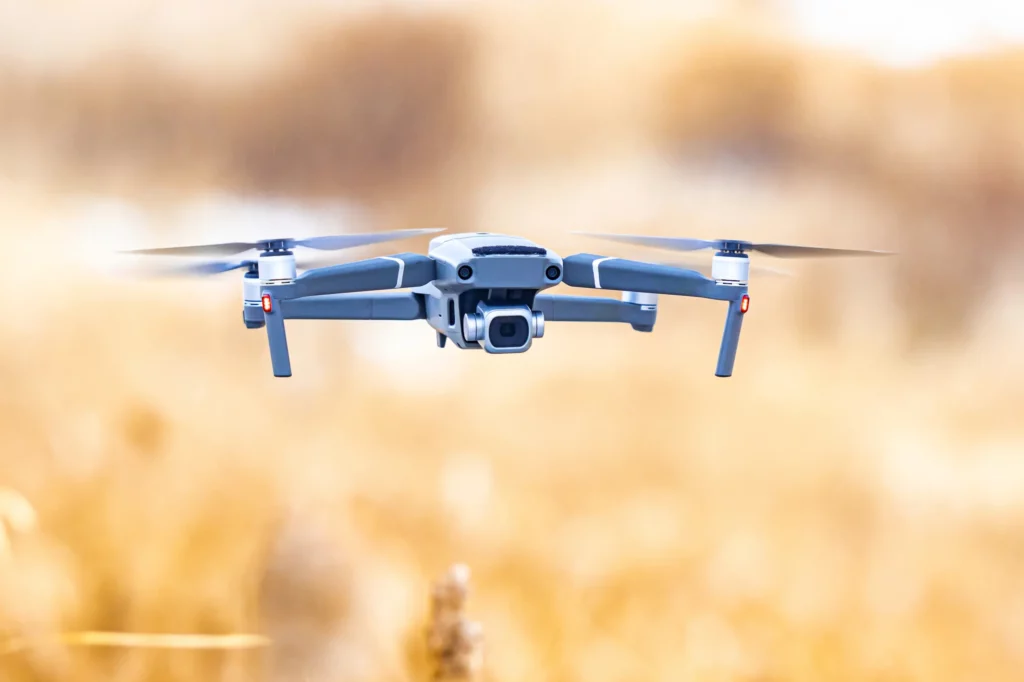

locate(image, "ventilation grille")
(471, 245), (547, 256)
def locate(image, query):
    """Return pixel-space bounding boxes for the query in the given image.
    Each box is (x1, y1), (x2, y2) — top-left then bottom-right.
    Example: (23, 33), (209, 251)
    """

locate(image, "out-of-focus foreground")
(2, 2), (1023, 681)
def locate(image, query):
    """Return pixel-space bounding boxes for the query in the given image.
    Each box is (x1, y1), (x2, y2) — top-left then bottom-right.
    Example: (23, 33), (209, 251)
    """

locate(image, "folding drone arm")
(533, 294), (656, 332)
(560, 254), (749, 377)
(561, 254), (737, 300)
(279, 292), (427, 321)
(260, 254), (436, 377)
(271, 253), (436, 300)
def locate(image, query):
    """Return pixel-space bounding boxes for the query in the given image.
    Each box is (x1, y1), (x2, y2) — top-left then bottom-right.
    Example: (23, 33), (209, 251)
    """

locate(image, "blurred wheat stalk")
(1, 502), (483, 678)
(0, 487), (37, 559)
(426, 564), (483, 681)
(0, 632), (270, 657)
(0, 486), (270, 658)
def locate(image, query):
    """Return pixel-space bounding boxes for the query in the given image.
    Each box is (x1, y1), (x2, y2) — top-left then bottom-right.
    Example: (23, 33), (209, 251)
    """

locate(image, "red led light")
(740, 294), (750, 314)
(261, 294), (273, 313)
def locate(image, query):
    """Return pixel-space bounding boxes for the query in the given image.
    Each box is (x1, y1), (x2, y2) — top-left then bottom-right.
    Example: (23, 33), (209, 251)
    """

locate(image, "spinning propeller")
(128, 256), (342, 278)
(573, 232), (896, 258)
(120, 228), (445, 277)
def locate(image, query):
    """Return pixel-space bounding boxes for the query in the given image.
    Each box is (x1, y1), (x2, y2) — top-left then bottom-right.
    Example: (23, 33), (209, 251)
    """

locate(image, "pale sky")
(0, 0), (1022, 70)
(782, 0), (1024, 66)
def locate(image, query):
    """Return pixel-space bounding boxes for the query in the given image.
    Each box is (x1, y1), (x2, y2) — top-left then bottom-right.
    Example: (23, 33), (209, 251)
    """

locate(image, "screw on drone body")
(426, 563), (483, 681)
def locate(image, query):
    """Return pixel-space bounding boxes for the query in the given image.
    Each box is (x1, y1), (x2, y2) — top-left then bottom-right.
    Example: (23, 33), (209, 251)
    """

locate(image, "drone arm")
(716, 297), (746, 377)
(279, 253), (436, 299)
(263, 301), (292, 377)
(258, 254), (435, 377)
(533, 294), (656, 330)
(280, 292), (426, 320)
(562, 254), (749, 377)
(561, 254), (734, 300)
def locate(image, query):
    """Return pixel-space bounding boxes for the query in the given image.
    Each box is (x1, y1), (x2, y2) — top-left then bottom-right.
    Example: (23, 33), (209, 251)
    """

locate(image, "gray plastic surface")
(562, 254), (740, 301)
(715, 298), (745, 377)
(263, 301), (292, 377)
(279, 254), (437, 299)
(533, 294), (657, 328)
(281, 292), (426, 320)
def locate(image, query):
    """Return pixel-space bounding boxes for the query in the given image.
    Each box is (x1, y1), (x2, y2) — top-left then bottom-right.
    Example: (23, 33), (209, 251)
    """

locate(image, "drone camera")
(463, 302), (544, 353)
(489, 315), (530, 348)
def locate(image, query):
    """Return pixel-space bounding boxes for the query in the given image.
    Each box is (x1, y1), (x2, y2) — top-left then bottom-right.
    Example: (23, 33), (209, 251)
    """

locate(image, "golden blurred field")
(1, 2), (1023, 681)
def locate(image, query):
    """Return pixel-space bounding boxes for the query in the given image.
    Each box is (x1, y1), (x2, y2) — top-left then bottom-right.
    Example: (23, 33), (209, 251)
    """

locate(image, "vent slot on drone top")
(471, 245), (548, 256)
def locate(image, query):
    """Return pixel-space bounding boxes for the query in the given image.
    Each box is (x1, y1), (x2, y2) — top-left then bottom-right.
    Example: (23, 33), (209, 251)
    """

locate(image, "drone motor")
(621, 291), (658, 332)
(242, 267), (265, 329)
(711, 253), (750, 286)
(258, 251), (297, 285)
(622, 290), (658, 309)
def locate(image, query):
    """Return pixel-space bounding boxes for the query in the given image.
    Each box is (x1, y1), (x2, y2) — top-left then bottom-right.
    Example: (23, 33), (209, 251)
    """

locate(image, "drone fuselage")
(419, 233), (564, 353)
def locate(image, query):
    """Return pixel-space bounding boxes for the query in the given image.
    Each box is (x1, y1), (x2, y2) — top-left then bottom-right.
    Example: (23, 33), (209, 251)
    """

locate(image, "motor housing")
(242, 271), (265, 329)
(711, 252), (750, 285)
(258, 252), (297, 285)
(622, 290), (658, 332)
(622, 291), (658, 309)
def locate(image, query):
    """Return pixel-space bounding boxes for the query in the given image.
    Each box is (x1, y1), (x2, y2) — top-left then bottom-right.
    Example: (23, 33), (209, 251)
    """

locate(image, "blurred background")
(1, 1), (1023, 680)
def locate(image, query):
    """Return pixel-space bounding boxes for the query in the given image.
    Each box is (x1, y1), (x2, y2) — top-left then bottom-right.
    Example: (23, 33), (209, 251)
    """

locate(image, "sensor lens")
(488, 315), (530, 348)
(545, 265), (561, 280)
(458, 265), (473, 280)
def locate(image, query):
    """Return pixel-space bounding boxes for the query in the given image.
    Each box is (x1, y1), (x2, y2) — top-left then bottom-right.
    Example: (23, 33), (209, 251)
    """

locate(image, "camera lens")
(488, 315), (529, 348)
(545, 265), (561, 280)
(458, 265), (473, 280)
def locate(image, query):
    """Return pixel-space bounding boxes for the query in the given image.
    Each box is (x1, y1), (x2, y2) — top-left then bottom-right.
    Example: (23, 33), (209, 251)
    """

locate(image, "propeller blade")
(573, 232), (718, 252)
(122, 251), (366, 279)
(119, 228), (446, 258)
(749, 243), (896, 258)
(184, 260), (254, 275)
(574, 231), (895, 259)
(120, 242), (259, 257)
(292, 228), (446, 251)
(126, 260), (255, 278)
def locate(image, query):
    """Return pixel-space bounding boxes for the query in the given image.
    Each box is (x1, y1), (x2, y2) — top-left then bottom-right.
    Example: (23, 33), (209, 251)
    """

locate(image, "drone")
(122, 229), (893, 378)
